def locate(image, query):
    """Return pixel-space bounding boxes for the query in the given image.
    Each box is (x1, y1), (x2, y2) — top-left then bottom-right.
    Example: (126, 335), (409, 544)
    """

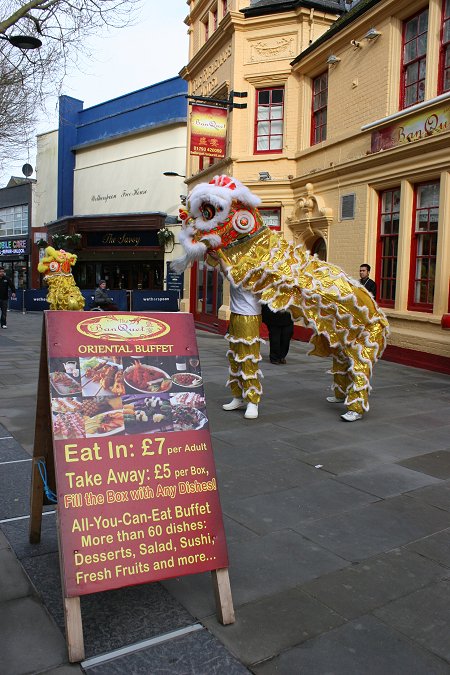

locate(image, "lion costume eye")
(200, 202), (218, 221)
(49, 261), (60, 272)
(232, 209), (255, 234)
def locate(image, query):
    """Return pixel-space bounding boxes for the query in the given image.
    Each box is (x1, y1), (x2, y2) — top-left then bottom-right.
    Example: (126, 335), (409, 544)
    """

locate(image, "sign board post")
(29, 311), (234, 661)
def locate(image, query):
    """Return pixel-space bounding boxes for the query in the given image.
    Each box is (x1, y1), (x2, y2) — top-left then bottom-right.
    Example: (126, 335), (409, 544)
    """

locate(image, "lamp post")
(0, 33), (42, 50)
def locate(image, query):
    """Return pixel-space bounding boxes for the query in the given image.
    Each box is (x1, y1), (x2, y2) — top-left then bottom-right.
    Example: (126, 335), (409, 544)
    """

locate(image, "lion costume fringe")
(37, 247), (85, 311)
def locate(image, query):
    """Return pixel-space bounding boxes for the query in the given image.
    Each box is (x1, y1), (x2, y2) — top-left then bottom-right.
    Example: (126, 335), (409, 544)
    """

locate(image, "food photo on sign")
(80, 356), (125, 397)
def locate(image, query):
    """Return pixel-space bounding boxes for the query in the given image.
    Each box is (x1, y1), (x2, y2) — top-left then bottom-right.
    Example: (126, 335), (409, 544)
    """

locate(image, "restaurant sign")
(0, 237), (29, 256)
(190, 105), (227, 159)
(45, 311), (228, 597)
(371, 104), (450, 152)
(86, 230), (159, 248)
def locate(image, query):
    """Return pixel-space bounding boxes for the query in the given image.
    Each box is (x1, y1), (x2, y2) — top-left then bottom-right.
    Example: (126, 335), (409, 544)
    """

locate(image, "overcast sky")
(1, 2), (189, 184)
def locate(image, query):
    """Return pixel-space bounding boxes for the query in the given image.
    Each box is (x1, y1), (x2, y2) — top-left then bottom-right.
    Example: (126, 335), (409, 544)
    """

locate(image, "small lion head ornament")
(171, 175), (264, 273)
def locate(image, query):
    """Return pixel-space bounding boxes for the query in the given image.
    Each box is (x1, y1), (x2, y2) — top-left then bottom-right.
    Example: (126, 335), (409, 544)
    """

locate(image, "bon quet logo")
(76, 315), (170, 342)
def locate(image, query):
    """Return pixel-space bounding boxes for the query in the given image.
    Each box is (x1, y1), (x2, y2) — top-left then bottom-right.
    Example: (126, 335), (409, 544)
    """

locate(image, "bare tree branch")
(0, 0), (142, 173)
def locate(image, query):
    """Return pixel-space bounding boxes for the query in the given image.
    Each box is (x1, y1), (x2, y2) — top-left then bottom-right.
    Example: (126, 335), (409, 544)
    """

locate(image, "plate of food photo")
(80, 358), (125, 398)
(50, 371), (82, 396)
(122, 395), (173, 434)
(123, 362), (172, 394)
(52, 412), (86, 440)
(84, 410), (125, 438)
(169, 392), (206, 409)
(171, 373), (203, 388)
(170, 405), (208, 432)
(51, 397), (83, 414)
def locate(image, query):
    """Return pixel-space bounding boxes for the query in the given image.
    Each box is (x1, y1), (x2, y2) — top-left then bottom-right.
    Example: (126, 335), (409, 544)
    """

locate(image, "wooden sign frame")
(29, 314), (234, 662)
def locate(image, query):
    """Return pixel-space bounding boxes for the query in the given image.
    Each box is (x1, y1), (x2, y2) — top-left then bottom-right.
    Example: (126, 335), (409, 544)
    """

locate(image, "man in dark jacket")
(359, 263), (377, 298)
(94, 280), (118, 310)
(262, 304), (294, 365)
(0, 267), (16, 329)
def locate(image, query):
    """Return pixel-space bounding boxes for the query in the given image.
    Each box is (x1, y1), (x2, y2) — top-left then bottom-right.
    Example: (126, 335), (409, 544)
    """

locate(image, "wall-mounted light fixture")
(259, 171), (271, 181)
(363, 28), (382, 41)
(326, 54), (341, 66)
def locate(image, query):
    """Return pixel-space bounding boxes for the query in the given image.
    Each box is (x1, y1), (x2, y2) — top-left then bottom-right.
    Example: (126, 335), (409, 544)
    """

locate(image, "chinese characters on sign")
(45, 312), (228, 597)
(190, 105), (227, 159)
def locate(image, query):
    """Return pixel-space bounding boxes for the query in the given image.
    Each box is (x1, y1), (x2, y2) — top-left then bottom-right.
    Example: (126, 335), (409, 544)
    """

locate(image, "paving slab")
(397, 451), (450, 479)
(0, 460), (34, 519)
(0, 596), (69, 675)
(301, 547), (450, 620)
(203, 587), (344, 665)
(253, 615), (450, 675)
(296, 495), (450, 562)
(0, 547), (34, 602)
(335, 463), (442, 498)
(0, 436), (30, 462)
(374, 579), (450, 663)
(407, 480), (450, 511)
(406, 529), (450, 568)
(223, 480), (379, 535)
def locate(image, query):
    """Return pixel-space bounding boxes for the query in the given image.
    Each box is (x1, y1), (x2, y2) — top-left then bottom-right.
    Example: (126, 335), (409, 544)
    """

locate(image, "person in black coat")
(359, 263), (377, 299)
(262, 304), (294, 365)
(0, 267), (16, 329)
(94, 280), (118, 310)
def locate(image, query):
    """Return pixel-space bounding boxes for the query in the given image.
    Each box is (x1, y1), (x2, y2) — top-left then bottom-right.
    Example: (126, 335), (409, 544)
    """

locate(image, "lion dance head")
(37, 246), (85, 311)
(171, 175), (264, 273)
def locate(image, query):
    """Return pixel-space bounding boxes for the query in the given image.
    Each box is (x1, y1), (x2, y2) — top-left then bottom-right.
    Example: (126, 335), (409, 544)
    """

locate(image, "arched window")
(311, 237), (327, 261)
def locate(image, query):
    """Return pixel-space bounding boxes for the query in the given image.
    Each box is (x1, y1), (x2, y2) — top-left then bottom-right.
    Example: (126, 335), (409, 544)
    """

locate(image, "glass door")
(192, 260), (222, 328)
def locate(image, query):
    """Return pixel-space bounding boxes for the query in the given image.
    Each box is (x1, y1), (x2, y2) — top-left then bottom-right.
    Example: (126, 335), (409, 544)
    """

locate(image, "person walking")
(210, 251), (263, 420)
(261, 304), (294, 365)
(359, 263), (376, 298)
(94, 280), (118, 310)
(0, 267), (16, 329)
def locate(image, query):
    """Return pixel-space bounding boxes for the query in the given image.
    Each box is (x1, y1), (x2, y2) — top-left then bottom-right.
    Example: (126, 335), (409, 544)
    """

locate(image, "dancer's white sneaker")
(341, 410), (363, 422)
(244, 403), (259, 419)
(222, 398), (245, 411)
(326, 396), (345, 403)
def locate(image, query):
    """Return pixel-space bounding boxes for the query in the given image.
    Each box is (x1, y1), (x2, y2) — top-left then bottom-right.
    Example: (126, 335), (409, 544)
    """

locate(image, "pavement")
(1, 311), (450, 675)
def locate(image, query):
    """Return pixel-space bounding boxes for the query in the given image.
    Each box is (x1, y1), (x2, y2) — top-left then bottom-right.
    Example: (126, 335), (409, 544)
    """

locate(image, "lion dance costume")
(172, 175), (389, 419)
(37, 247), (85, 311)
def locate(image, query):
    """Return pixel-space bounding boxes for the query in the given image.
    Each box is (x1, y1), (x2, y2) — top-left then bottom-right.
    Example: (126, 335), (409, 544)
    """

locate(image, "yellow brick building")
(181, 0), (450, 372)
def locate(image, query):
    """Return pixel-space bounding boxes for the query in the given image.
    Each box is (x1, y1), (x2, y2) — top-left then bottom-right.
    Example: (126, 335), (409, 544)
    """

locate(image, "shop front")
(45, 213), (166, 293)
(0, 237), (29, 289)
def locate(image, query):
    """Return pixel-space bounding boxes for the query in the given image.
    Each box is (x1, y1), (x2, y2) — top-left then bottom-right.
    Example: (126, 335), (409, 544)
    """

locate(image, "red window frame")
(222, 0), (228, 16)
(408, 181), (440, 312)
(311, 71), (328, 145)
(204, 18), (209, 42)
(376, 188), (400, 308)
(254, 87), (284, 154)
(439, 0), (450, 93)
(400, 8), (428, 109)
(212, 8), (218, 31)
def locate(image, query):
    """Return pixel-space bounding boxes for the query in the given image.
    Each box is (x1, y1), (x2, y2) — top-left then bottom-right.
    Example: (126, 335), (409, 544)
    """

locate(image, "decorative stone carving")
(287, 183), (333, 252)
(249, 35), (296, 63)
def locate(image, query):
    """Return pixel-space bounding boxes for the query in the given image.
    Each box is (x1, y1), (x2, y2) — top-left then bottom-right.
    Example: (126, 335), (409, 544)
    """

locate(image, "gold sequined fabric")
(225, 313), (263, 404)
(221, 229), (389, 412)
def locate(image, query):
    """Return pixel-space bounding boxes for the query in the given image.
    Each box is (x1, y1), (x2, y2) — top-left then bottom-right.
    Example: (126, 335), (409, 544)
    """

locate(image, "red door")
(191, 261), (223, 331)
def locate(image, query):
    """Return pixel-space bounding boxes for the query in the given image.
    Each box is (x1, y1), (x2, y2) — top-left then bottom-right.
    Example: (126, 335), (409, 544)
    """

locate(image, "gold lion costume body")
(37, 247), (85, 311)
(172, 175), (389, 417)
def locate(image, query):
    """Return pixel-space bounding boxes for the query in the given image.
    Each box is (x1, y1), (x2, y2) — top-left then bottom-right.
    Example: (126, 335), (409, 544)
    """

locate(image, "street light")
(163, 171), (186, 178)
(0, 33), (42, 50)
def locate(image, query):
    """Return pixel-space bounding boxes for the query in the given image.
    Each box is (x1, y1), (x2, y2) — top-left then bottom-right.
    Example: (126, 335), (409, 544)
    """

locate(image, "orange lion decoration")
(37, 246), (85, 311)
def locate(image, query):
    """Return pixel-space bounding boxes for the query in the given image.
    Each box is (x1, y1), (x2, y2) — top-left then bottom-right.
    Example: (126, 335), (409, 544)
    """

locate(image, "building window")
(401, 8), (428, 109)
(260, 208), (281, 230)
(222, 0), (228, 17)
(0, 205), (28, 236)
(212, 7), (218, 31)
(408, 182), (439, 311)
(439, 0), (450, 92)
(340, 194), (356, 220)
(311, 72), (328, 145)
(377, 188), (400, 307)
(254, 88), (284, 153)
(203, 18), (209, 42)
